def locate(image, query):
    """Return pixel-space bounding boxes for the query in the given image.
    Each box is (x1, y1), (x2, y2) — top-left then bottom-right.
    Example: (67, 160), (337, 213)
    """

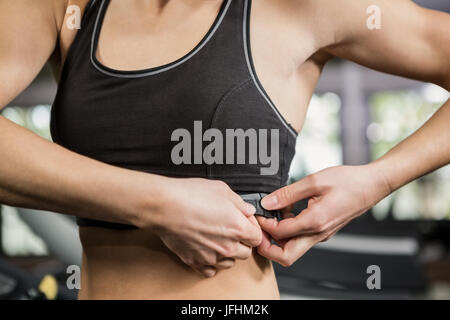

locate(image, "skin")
(0, 0), (449, 299)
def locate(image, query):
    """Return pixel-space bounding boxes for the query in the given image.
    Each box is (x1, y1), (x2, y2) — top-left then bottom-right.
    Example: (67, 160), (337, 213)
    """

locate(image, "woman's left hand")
(255, 164), (392, 267)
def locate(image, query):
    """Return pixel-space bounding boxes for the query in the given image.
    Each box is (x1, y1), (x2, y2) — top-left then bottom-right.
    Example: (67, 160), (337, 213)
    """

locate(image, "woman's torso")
(51, 0), (329, 299)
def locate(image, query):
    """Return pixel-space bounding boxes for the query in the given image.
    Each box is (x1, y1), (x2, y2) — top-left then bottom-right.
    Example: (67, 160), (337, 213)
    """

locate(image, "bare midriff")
(77, 227), (280, 300)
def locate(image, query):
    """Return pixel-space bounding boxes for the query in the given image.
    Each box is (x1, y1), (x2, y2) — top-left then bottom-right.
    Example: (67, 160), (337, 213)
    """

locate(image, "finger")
(257, 206), (326, 240)
(281, 211), (295, 219)
(195, 266), (217, 278)
(231, 193), (257, 217)
(308, 196), (320, 206)
(280, 235), (319, 265)
(237, 215), (263, 247)
(215, 257), (236, 270)
(255, 213), (295, 227)
(231, 242), (253, 260)
(258, 230), (273, 251)
(257, 232), (285, 262)
(247, 214), (260, 227)
(258, 234), (319, 267)
(261, 175), (319, 210)
(238, 201), (257, 217)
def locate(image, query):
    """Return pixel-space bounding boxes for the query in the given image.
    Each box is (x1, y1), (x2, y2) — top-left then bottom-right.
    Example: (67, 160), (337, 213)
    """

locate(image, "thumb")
(261, 175), (318, 210)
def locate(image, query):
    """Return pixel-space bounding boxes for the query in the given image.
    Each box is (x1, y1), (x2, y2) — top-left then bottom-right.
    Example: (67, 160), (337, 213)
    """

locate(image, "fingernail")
(261, 195), (277, 209)
(204, 269), (216, 278)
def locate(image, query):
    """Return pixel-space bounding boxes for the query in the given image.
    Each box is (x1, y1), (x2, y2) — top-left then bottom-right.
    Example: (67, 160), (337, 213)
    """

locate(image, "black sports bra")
(51, 0), (298, 229)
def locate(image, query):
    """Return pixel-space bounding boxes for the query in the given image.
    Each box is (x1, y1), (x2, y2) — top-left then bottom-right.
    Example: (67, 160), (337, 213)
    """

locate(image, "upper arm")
(0, 0), (67, 110)
(316, 0), (450, 89)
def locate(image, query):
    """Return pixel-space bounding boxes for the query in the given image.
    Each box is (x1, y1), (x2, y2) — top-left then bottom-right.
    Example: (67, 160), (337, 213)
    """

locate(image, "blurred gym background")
(0, 0), (449, 300)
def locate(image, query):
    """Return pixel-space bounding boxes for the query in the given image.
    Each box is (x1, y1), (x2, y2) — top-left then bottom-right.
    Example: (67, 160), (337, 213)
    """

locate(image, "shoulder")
(270, 0), (423, 53)
(0, 0), (67, 29)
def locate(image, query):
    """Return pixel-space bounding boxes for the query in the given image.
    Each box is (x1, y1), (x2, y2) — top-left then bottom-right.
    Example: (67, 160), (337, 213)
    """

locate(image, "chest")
(60, 0), (317, 81)
(56, 0), (325, 131)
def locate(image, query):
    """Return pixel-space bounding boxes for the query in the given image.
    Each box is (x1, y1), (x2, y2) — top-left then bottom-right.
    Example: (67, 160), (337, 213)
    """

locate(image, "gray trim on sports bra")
(90, 0), (232, 78)
(243, 0), (298, 138)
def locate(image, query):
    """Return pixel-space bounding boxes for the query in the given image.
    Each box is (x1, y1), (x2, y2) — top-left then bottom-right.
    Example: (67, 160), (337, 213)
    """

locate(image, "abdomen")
(77, 227), (280, 300)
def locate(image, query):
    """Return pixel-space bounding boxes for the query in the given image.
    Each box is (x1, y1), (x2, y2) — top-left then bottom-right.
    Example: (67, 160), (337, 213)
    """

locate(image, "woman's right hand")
(137, 177), (263, 277)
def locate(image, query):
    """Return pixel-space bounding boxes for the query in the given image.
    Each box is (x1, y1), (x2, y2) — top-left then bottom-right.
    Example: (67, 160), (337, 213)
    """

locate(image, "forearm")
(371, 99), (450, 193)
(0, 116), (164, 227)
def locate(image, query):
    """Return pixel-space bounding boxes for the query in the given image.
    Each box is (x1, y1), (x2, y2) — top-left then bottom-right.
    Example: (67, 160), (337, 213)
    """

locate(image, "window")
(367, 86), (450, 221)
(288, 92), (343, 182)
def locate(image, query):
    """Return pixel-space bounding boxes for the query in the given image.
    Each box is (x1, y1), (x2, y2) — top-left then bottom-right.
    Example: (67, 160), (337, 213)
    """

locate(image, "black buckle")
(240, 193), (281, 220)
